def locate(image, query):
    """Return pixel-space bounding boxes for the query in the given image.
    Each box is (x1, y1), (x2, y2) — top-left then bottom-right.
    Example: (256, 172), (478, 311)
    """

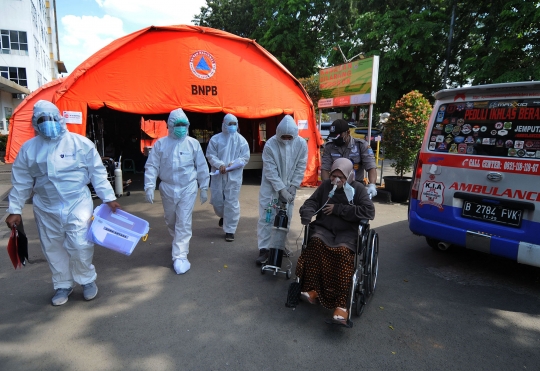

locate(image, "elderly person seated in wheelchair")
(297, 158), (375, 324)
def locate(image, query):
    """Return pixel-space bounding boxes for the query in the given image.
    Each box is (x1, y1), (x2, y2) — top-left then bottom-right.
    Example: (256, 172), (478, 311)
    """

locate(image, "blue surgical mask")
(227, 125), (237, 134)
(38, 120), (62, 139)
(174, 126), (188, 138)
(344, 182), (355, 203)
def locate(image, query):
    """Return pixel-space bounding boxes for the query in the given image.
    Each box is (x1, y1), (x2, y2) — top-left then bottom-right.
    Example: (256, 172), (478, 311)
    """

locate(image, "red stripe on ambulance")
(420, 153), (540, 175)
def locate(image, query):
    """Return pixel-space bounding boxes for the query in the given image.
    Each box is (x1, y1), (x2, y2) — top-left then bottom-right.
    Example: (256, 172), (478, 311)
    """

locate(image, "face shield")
(32, 100), (66, 140)
(167, 108), (190, 139)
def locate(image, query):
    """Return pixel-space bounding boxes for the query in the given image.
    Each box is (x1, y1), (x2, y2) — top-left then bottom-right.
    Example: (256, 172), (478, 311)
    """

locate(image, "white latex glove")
(279, 188), (294, 203)
(200, 188), (208, 205)
(145, 189), (154, 204)
(287, 185), (297, 197)
(367, 183), (377, 198)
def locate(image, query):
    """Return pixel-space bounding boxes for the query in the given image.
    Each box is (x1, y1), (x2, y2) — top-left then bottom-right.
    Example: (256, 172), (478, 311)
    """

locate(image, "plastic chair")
(122, 159), (135, 173)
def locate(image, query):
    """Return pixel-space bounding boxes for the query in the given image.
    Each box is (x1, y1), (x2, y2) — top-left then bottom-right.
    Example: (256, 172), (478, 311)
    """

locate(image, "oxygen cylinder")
(114, 164), (123, 196)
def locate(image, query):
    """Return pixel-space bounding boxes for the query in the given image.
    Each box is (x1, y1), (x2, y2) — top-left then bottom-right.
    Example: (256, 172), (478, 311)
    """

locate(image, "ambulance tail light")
(411, 153), (423, 200)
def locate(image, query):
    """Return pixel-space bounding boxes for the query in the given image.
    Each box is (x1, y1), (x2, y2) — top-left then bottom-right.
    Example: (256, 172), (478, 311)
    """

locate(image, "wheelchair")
(286, 219), (379, 328)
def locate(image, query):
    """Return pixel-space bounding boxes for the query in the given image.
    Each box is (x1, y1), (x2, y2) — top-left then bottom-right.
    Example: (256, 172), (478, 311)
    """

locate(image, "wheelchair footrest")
(285, 281), (301, 308)
(325, 318), (354, 328)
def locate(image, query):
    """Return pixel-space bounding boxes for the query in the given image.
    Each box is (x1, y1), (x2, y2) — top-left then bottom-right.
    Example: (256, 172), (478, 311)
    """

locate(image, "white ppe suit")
(7, 100), (116, 290)
(257, 115), (307, 251)
(144, 108), (210, 261)
(206, 114), (250, 233)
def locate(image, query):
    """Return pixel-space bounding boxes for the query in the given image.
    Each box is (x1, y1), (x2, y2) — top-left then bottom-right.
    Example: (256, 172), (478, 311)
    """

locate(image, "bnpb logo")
(189, 51), (216, 80)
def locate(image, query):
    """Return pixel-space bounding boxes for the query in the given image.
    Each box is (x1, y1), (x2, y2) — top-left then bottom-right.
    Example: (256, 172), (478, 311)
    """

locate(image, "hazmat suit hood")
(222, 113), (239, 135)
(167, 108), (190, 139)
(31, 100), (67, 140)
(276, 115), (298, 144)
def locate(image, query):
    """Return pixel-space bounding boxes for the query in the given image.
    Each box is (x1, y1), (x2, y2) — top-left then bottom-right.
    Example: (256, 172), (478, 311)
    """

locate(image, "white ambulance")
(409, 81), (540, 268)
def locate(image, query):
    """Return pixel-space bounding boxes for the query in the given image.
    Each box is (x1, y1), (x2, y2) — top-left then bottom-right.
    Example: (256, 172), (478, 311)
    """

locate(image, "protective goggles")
(36, 115), (60, 124)
(173, 121), (189, 127)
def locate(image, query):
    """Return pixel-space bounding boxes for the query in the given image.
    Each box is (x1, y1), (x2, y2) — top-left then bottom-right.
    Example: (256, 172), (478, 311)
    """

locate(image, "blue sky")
(56, 0), (207, 73)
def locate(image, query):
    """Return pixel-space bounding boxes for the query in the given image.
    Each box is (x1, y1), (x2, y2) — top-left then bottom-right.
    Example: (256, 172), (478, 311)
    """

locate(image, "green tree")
(459, 0), (540, 84)
(349, 1), (451, 112)
(194, 0), (356, 78)
(298, 74), (321, 108)
(384, 90), (431, 177)
(193, 0), (258, 38)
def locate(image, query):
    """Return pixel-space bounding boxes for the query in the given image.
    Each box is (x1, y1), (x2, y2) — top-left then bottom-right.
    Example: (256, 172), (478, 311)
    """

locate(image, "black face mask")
(333, 136), (345, 146)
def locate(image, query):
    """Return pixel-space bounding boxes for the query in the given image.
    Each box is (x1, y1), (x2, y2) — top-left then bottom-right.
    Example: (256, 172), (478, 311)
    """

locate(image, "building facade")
(0, 0), (66, 134)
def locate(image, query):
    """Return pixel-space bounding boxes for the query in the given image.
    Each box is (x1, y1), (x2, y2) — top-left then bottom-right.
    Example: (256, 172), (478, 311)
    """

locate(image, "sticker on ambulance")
(436, 112), (445, 122)
(419, 181), (445, 209)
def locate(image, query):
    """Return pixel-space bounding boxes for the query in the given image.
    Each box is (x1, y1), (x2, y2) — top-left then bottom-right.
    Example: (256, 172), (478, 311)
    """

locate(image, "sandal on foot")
(332, 307), (348, 325)
(300, 291), (318, 304)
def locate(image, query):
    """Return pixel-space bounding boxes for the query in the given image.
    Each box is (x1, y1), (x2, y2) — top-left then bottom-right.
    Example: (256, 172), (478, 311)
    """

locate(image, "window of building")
(0, 30), (29, 56)
(37, 71), (42, 87)
(0, 66), (28, 87)
(32, 2), (37, 28)
(34, 35), (39, 57)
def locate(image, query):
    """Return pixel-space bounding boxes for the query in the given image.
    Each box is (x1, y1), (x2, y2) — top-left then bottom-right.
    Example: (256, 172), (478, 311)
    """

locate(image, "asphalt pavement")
(0, 162), (539, 371)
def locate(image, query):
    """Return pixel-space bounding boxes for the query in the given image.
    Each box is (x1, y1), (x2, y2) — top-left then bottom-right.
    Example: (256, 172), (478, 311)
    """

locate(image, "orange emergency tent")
(6, 25), (322, 185)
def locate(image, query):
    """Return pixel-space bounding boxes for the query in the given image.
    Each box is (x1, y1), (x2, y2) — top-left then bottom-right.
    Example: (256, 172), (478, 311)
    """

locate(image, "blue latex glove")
(367, 183), (377, 198)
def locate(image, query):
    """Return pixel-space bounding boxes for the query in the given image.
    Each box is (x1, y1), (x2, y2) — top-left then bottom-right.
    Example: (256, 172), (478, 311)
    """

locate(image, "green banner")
(319, 57), (374, 99)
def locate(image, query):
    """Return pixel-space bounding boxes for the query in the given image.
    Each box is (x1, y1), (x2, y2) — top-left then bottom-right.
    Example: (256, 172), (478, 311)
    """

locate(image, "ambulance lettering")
(419, 181), (445, 209)
(449, 182), (540, 201)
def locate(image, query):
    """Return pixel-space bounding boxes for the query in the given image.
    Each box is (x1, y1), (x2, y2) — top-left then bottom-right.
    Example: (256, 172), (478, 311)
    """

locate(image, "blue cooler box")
(88, 204), (149, 256)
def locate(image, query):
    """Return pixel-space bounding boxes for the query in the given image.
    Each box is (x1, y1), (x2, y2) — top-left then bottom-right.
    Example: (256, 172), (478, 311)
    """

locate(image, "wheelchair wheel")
(260, 266), (265, 274)
(353, 267), (366, 317)
(366, 230), (379, 298)
(286, 269), (291, 279)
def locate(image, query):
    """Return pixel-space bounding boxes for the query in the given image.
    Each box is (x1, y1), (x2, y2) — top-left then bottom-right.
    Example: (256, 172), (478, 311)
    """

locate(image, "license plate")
(462, 201), (523, 227)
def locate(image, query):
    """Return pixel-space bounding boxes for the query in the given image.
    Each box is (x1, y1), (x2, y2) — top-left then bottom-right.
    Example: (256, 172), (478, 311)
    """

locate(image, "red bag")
(7, 225), (27, 269)
(7, 226), (21, 269)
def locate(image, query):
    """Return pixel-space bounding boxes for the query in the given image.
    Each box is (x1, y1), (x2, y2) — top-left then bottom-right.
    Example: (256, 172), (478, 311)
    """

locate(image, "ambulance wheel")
(286, 269), (291, 279)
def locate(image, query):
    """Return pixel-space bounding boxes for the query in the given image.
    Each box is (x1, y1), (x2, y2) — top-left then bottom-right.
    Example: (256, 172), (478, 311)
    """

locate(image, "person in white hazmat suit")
(206, 114), (250, 242)
(144, 108), (210, 275)
(256, 115), (308, 265)
(5, 100), (121, 306)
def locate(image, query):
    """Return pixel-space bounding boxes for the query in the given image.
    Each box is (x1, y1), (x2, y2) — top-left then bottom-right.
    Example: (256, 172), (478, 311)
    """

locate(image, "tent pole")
(100, 116), (105, 157)
(91, 114), (96, 149)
